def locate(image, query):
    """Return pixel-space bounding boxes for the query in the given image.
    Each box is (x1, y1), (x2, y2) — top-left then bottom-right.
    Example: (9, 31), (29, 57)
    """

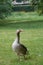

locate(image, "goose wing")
(16, 44), (27, 55)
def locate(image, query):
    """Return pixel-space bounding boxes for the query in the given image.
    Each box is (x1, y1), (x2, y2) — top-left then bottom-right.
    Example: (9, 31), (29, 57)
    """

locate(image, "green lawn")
(5, 12), (43, 22)
(0, 12), (43, 24)
(0, 12), (43, 65)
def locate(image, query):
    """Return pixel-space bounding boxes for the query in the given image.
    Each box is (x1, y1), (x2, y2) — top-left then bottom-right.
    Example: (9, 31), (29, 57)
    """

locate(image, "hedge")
(12, 5), (34, 12)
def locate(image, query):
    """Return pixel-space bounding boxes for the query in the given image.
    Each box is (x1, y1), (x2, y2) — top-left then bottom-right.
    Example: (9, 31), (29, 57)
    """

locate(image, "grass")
(4, 12), (43, 22)
(0, 12), (43, 24)
(0, 12), (43, 65)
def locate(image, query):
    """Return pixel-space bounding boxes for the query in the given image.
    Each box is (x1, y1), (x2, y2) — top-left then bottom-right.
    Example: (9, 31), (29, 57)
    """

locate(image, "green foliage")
(0, 0), (12, 19)
(31, 0), (39, 5)
(38, 0), (43, 15)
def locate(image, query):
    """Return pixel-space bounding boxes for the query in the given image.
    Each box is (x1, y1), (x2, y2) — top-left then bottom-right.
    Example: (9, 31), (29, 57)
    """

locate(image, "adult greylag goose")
(12, 29), (28, 60)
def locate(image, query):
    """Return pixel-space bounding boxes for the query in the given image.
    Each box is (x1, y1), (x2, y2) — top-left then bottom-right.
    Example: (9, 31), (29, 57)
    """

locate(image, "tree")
(31, 0), (39, 5)
(31, 0), (43, 15)
(0, 0), (12, 19)
(38, 0), (43, 15)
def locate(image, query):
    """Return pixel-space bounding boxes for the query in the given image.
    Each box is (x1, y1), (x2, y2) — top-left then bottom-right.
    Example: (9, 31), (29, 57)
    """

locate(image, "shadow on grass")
(0, 20), (43, 29)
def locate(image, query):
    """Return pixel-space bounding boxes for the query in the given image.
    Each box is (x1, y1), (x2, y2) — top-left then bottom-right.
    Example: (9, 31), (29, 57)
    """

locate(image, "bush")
(12, 5), (34, 12)
(0, 0), (12, 19)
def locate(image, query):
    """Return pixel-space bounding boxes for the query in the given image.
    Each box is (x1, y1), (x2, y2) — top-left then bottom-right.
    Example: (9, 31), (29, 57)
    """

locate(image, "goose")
(12, 29), (28, 60)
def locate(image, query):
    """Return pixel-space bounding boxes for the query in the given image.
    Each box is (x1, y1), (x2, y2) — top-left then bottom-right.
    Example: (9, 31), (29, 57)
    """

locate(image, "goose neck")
(17, 33), (20, 43)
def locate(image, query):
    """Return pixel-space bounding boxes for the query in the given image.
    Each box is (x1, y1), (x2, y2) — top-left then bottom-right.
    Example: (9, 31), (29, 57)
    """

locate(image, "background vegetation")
(0, 0), (43, 65)
(0, 0), (12, 19)
(0, 0), (43, 19)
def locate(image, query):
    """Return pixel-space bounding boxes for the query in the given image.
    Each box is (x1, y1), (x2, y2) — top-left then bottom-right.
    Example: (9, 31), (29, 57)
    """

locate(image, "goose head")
(16, 29), (23, 34)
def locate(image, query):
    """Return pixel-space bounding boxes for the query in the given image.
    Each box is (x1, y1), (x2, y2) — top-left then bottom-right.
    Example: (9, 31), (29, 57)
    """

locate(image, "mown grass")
(0, 12), (43, 65)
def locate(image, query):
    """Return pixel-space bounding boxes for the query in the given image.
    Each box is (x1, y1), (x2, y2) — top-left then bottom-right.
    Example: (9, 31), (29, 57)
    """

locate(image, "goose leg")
(24, 55), (27, 60)
(18, 55), (23, 61)
(17, 53), (22, 61)
(24, 55), (26, 59)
